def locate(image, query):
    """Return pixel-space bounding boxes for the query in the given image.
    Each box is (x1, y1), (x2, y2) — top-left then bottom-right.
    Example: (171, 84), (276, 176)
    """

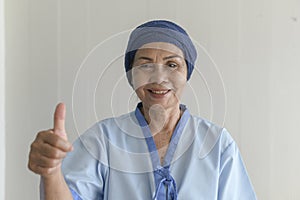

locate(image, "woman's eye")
(138, 63), (154, 71)
(142, 63), (151, 67)
(168, 63), (177, 68)
(140, 63), (152, 68)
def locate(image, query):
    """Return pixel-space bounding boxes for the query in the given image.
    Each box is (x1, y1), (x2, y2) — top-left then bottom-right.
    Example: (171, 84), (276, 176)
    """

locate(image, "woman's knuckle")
(28, 162), (33, 170)
(36, 131), (45, 138)
(30, 142), (38, 150)
(51, 137), (60, 146)
(50, 149), (58, 158)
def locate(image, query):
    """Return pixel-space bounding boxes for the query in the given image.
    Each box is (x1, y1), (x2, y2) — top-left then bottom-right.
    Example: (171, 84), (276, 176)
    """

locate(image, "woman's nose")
(149, 64), (170, 84)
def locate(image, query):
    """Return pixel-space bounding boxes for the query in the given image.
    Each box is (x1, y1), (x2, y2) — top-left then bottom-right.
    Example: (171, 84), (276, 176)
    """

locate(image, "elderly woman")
(28, 20), (257, 200)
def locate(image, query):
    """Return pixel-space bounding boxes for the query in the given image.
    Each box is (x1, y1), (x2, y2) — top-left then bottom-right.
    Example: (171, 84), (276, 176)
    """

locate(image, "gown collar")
(134, 102), (190, 200)
(135, 102), (190, 168)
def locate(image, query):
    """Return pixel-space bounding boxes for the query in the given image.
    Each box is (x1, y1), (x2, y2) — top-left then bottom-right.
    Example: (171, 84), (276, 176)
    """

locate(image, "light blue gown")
(60, 103), (257, 200)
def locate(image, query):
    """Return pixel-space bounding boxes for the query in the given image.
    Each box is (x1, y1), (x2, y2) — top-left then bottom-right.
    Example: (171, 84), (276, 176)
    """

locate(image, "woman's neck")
(141, 103), (182, 135)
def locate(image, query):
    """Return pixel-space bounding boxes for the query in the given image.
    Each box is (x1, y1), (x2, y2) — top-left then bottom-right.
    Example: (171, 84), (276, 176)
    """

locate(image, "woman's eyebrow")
(163, 55), (183, 60)
(137, 55), (183, 61)
(137, 56), (153, 61)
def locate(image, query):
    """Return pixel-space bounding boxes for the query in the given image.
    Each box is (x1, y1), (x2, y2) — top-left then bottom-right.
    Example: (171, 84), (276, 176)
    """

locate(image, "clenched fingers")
(28, 129), (73, 176)
(36, 130), (73, 152)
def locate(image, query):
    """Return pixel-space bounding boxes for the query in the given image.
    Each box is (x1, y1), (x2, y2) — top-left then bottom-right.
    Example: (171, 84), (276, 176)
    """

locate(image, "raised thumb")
(53, 102), (67, 140)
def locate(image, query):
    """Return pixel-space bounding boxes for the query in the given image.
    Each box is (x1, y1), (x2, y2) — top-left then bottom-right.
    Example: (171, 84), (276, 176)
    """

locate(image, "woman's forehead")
(137, 42), (184, 58)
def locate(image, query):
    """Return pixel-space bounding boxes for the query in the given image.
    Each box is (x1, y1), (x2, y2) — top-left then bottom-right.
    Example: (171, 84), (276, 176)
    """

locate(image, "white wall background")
(0, 0), (5, 199)
(4, 0), (300, 199)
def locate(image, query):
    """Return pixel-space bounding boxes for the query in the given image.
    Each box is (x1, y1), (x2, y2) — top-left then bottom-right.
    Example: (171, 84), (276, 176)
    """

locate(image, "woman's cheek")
(170, 70), (187, 86)
(131, 70), (150, 90)
(170, 71), (187, 98)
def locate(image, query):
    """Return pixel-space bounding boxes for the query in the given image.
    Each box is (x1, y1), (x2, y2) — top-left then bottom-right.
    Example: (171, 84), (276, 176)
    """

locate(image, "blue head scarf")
(124, 20), (197, 82)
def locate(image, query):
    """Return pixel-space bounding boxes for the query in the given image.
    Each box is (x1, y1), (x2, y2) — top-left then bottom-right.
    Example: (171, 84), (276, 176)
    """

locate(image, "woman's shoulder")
(187, 114), (234, 157)
(95, 111), (139, 134)
(79, 111), (141, 141)
(188, 114), (225, 135)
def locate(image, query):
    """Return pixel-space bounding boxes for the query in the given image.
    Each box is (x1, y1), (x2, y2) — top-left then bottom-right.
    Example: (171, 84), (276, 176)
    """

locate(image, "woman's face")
(131, 42), (187, 110)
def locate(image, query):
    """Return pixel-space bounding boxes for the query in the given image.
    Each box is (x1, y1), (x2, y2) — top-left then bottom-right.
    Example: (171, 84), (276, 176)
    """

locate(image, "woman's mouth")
(149, 89), (170, 94)
(147, 89), (171, 98)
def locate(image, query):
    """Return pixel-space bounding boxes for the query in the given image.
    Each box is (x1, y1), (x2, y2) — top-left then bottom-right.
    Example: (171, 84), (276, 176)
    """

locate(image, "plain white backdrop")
(1, 0), (5, 198)
(3, 0), (300, 199)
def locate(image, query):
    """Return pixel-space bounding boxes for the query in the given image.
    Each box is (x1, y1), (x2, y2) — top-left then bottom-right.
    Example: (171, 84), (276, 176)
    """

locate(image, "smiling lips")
(147, 89), (171, 97)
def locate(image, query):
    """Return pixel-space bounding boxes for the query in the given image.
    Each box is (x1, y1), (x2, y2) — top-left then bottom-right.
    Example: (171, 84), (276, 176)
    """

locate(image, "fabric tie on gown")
(153, 167), (177, 200)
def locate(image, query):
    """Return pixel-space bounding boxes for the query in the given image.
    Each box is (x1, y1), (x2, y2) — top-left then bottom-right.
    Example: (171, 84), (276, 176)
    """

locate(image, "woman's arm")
(41, 170), (73, 200)
(218, 140), (257, 200)
(28, 103), (74, 199)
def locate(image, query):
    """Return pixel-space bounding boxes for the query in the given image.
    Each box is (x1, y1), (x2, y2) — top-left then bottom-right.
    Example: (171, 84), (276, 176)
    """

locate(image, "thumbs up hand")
(28, 103), (73, 178)
(53, 103), (68, 140)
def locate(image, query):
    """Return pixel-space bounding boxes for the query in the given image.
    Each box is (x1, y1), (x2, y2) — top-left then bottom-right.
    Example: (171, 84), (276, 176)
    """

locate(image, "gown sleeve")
(218, 138), (257, 200)
(61, 123), (108, 200)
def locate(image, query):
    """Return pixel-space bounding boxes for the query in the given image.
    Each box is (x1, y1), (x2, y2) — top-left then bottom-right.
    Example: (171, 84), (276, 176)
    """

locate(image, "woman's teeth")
(151, 90), (168, 94)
